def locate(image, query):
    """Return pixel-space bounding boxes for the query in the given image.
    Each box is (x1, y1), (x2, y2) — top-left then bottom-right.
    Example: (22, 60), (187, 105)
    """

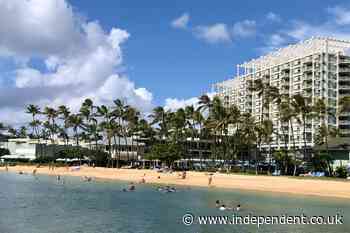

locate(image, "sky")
(0, 0), (350, 125)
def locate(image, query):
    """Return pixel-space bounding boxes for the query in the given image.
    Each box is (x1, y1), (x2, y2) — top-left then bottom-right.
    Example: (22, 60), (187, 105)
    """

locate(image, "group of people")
(157, 185), (176, 193)
(215, 200), (241, 211)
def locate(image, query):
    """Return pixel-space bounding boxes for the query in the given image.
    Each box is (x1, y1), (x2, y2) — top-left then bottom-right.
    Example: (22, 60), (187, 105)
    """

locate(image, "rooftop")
(240, 37), (350, 71)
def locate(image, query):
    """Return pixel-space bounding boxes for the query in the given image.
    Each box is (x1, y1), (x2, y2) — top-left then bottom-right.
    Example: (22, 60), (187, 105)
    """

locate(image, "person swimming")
(215, 200), (220, 208)
(83, 176), (92, 182)
(128, 182), (136, 191)
(236, 204), (241, 211)
(219, 204), (226, 211)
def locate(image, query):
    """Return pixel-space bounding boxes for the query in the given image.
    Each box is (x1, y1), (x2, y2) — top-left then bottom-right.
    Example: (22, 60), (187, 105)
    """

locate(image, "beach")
(2, 165), (350, 199)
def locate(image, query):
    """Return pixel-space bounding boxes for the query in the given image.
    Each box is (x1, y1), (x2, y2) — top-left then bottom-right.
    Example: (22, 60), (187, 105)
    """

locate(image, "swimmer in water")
(219, 205), (226, 211)
(236, 204), (241, 211)
(57, 175), (61, 181)
(215, 200), (220, 208)
(128, 182), (136, 191)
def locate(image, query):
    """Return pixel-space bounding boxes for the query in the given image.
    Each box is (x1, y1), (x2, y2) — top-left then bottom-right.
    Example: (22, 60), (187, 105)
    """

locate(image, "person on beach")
(57, 175), (61, 181)
(32, 169), (37, 175)
(182, 171), (186, 179)
(5, 163), (8, 172)
(208, 174), (213, 186)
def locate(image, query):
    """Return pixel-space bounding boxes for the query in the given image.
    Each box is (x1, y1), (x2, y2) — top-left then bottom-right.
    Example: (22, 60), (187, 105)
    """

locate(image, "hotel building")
(215, 37), (350, 151)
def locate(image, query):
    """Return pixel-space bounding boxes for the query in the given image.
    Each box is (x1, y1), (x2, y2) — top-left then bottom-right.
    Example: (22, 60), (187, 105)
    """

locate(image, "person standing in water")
(208, 174), (213, 186)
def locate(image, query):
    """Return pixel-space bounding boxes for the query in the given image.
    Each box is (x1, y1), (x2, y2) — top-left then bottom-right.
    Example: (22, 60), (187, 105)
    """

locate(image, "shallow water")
(0, 172), (349, 233)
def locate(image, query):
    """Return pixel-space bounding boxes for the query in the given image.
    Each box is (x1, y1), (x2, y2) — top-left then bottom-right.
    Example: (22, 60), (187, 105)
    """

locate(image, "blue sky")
(0, 0), (350, 124)
(70, 0), (350, 105)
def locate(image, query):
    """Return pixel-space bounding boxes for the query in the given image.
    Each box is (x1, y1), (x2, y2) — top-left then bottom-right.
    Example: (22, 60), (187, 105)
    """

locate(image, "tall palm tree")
(43, 107), (59, 142)
(291, 94), (313, 160)
(197, 94), (213, 117)
(67, 114), (85, 147)
(150, 106), (170, 140)
(58, 105), (71, 145)
(112, 99), (126, 164)
(278, 99), (298, 175)
(66, 114), (85, 164)
(97, 105), (115, 166)
(261, 119), (274, 173)
(240, 113), (258, 172)
(123, 105), (140, 163)
(26, 104), (41, 139)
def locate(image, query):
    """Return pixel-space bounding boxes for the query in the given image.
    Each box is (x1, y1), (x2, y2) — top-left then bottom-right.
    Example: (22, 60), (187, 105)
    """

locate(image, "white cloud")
(0, 0), (154, 125)
(194, 23), (231, 43)
(327, 6), (350, 25)
(261, 5), (350, 54)
(232, 20), (256, 38)
(171, 13), (190, 29)
(164, 92), (215, 111)
(266, 12), (281, 22)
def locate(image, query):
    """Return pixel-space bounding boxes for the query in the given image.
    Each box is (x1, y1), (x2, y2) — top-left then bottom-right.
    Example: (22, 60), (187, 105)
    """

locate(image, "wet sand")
(2, 165), (350, 199)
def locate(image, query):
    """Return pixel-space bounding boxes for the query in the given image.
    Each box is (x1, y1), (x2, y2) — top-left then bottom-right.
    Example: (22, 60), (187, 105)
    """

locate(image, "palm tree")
(58, 105), (70, 145)
(67, 114), (85, 147)
(123, 105), (140, 163)
(150, 106), (170, 140)
(43, 107), (59, 142)
(291, 94), (313, 160)
(97, 105), (115, 166)
(26, 104), (41, 139)
(278, 99), (298, 175)
(240, 113), (258, 172)
(261, 119), (274, 173)
(197, 94), (213, 117)
(112, 99), (126, 165)
(66, 114), (85, 164)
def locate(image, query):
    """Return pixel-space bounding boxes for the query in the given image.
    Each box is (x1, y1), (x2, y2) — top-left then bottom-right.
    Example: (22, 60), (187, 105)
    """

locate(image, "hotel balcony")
(303, 66), (313, 73)
(339, 56), (350, 64)
(303, 74), (313, 81)
(281, 64), (290, 71)
(339, 67), (350, 73)
(339, 76), (350, 81)
(303, 56), (313, 64)
(338, 120), (350, 125)
(339, 85), (350, 90)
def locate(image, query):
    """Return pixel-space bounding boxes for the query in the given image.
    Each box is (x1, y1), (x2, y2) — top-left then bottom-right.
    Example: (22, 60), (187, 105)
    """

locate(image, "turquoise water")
(0, 172), (349, 233)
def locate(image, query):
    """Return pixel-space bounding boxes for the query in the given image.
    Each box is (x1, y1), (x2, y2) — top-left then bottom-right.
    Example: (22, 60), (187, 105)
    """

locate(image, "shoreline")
(2, 165), (350, 199)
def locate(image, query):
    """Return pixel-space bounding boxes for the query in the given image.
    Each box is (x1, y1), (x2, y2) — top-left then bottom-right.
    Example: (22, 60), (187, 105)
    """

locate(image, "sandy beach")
(2, 165), (350, 199)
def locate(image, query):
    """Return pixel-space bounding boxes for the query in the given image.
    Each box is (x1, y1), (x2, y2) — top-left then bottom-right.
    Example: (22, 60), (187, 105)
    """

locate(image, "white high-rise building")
(215, 37), (350, 150)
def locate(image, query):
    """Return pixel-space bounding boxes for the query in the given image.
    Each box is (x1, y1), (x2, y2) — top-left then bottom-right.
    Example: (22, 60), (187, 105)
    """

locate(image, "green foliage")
(335, 166), (348, 178)
(0, 148), (10, 157)
(33, 156), (56, 163)
(54, 147), (109, 166)
(273, 149), (293, 174)
(146, 143), (183, 167)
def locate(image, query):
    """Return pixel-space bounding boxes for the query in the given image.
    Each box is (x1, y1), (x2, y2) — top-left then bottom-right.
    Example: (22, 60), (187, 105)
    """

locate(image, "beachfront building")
(0, 136), (146, 162)
(215, 37), (350, 153)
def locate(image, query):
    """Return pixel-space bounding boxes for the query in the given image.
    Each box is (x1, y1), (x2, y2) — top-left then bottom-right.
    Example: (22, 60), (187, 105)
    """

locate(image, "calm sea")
(0, 172), (349, 233)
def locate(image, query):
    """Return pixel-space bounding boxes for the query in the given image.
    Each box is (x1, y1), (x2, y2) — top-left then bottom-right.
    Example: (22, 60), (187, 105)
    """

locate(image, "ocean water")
(0, 172), (349, 233)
